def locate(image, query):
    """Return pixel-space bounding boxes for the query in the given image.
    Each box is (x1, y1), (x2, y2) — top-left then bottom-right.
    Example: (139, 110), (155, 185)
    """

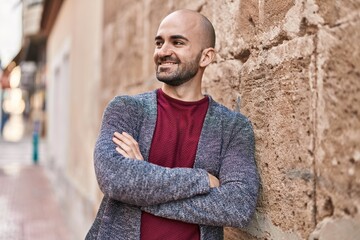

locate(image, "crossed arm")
(112, 131), (220, 188)
(111, 130), (258, 228)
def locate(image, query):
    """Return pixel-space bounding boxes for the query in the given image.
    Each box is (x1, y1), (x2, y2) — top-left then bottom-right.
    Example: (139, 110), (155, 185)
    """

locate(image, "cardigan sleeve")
(141, 116), (259, 228)
(94, 96), (211, 206)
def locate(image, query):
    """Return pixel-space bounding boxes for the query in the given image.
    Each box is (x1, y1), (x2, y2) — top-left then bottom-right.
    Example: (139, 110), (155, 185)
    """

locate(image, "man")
(86, 9), (259, 240)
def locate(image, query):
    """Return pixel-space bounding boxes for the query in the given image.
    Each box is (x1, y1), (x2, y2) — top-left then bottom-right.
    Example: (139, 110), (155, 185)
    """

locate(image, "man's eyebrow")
(154, 35), (189, 41)
(170, 35), (189, 42)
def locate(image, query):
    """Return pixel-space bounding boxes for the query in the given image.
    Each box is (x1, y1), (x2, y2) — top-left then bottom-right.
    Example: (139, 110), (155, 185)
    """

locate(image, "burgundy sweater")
(140, 89), (209, 240)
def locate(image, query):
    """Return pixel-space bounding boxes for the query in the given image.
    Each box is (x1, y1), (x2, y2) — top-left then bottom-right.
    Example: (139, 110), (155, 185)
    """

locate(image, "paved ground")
(0, 137), (71, 240)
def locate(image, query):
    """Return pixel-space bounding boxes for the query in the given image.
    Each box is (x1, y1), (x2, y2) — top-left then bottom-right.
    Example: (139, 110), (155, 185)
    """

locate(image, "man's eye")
(155, 41), (163, 48)
(174, 41), (184, 45)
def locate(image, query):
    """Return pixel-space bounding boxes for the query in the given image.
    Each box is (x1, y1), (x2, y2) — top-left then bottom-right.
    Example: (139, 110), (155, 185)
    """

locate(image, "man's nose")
(157, 43), (173, 57)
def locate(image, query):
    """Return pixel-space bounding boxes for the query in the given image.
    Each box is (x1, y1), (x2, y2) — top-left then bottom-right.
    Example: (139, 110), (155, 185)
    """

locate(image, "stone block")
(203, 60), (243, 109)
(233, 36), (317, 238)
(317, 0), (360, 26)
(262, 0), (295, 30)
(315, 18), (360, 222)
(237, 0), (259, 41)
(309, 217), (360, 240)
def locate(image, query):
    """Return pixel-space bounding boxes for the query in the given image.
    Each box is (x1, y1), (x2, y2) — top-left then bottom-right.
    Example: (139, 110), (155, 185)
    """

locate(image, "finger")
(116, 144), (142, 161)
(116, 147), (130, 158)
(112, 136), (129, 150)
(118, 132), (143, 160)
(121, 132), (143, 160)
(112, 137), (134, 156)
(113, 131), (122, 140)
(113, 132), (122, 146)
(119, 132), (137, 147)
(113, 132), (144, 160)
(112, 135), (120, 145)
(122, 132), (136, 141)
(113, 133), (134, 150)
(113, 133), (131, 148)
(114, 132), (131, 145)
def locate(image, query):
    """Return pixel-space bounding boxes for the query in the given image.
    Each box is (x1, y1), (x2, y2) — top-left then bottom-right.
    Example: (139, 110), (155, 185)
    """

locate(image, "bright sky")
(0, 0), (22, 68)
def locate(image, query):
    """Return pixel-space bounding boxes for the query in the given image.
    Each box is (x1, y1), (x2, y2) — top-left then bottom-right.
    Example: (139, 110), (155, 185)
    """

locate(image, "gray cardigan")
(86, 90), (259, 240)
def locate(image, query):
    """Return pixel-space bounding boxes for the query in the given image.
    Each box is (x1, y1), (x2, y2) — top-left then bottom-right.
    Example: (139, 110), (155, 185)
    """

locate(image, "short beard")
(156, 53), (202, 86)
(156, 69), (198, 86)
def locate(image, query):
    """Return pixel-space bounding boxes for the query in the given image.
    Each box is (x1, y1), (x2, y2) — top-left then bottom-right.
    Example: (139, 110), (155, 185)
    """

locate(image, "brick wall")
(101, 1), (360, 239)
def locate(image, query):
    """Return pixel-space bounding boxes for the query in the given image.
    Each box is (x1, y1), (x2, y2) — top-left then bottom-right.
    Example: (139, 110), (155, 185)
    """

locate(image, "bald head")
(159, 9), (216, 49)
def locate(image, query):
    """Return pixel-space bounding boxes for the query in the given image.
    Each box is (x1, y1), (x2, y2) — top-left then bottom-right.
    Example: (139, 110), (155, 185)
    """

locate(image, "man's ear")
(199, 48), (216, 67)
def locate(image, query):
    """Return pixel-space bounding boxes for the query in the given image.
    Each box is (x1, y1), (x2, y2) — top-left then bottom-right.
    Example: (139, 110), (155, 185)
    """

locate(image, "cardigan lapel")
(139, 91), (158, 161)
(194, 97), (223, 176)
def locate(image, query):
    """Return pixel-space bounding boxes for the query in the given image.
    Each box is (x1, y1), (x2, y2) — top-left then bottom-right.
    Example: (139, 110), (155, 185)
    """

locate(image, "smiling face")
(154, 10), (210, 86)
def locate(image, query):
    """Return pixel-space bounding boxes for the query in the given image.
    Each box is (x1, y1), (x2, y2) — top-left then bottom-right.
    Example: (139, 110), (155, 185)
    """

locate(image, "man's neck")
(161, 83), (204, 102)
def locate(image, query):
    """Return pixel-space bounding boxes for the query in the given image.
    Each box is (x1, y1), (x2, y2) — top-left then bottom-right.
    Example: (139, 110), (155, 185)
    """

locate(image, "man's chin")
(156, 72), (173, 81)
(156, 76), (191, 87)
(157, 78), (180, 86)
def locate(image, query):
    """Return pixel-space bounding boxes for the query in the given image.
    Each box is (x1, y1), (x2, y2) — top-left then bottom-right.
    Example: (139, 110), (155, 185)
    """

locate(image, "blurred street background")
(0, 0), (71, 239)
(0, 0), (359, 240)
(0, 138), (70, 239)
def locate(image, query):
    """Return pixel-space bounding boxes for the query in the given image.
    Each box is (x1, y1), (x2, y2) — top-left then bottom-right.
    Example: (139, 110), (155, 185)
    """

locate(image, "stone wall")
(101, 0), (360, 239)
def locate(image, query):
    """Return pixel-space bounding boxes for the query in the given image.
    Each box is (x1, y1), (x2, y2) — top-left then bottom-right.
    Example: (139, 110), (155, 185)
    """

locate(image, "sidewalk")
(0, 137), (71, 240)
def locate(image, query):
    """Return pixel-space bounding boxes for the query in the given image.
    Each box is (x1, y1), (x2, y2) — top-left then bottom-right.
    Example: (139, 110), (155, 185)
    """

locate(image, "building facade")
(43, 0), (103, 238)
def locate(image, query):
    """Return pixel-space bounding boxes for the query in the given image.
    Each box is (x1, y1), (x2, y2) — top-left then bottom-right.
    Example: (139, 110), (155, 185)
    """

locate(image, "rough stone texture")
(314, 6), (360, 229)
(100, 0), (360, 239)
(309, 217), (360, 240)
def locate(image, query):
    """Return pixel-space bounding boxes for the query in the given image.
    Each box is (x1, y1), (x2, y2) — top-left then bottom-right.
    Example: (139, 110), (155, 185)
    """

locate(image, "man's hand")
(113, 132), (144, 160)
(208, 173), (220, 188)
